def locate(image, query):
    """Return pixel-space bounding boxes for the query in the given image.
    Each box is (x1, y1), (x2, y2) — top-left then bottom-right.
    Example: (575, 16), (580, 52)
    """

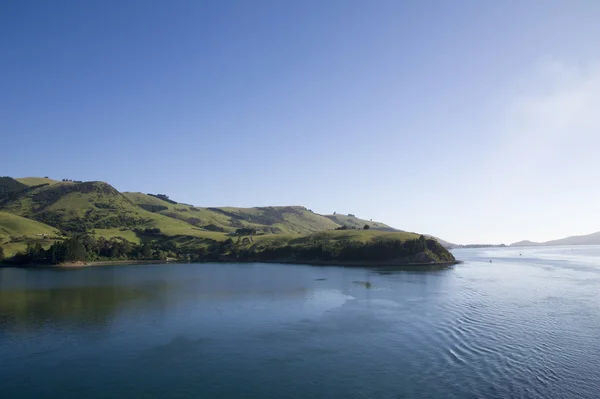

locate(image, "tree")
(26, 242), (45, 262)
(65, 238), (87, 261)
(141, 243), (152, 258)
(0, 246), (4, 262)
(363, 224), (370, 230)
(49, 241), (67, 263)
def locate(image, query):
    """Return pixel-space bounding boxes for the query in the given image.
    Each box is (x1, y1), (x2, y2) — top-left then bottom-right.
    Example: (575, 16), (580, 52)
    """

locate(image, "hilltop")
(0, 176), (455, 266)
(123, 192), (340, 235)
(323, 213), (397, 231)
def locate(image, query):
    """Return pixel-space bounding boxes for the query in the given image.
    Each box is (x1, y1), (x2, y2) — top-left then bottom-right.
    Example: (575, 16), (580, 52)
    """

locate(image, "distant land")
(511, 232), (600, 247)
(456, 244), (508, 249)
(0, 176), (455, 266)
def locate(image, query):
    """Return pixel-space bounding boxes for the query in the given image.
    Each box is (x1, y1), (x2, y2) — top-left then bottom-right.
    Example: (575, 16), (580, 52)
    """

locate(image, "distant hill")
(510, 240), (541, 247)
(512, 232), (600, 247)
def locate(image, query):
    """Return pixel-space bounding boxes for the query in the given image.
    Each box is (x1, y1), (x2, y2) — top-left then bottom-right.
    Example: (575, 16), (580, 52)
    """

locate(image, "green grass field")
(0, 211), (61, 256)
(0, 211), (60, 239)
(250, 229), (419, 247)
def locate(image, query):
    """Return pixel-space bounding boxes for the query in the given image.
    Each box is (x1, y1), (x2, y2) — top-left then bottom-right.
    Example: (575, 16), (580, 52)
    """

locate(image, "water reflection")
(0, 280), (175, 334)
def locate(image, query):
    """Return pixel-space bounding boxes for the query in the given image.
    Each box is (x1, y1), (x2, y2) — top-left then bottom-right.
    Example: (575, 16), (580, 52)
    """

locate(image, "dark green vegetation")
(0, 176), (455, 266)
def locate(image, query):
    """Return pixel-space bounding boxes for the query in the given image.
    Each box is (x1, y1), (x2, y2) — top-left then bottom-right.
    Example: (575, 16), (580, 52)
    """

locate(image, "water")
(1, 246), (599, 398)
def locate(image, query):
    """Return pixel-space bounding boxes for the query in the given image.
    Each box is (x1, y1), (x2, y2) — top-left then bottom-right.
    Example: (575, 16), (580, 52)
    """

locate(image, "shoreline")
(55, 258), (459, 269)
(58, 259), (177, 267)
(217, 258), (459, 268)
(2, 258), (459, 269)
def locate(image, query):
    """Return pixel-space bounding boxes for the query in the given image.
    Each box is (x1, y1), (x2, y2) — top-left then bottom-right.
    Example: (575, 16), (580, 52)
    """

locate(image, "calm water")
(1, 247), (600, 398)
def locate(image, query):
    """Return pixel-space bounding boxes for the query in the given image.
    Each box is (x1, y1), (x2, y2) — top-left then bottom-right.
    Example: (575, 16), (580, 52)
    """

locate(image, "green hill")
(16, 177), (60, 187)
(0, 176), (456, 265)
(0, 181), (227, 241)
(0, 211), (61, 256)
(123, 192), (340, 234)
(0, 177), (28, 196)
(323, 214), (398, 231)
(236, 230), (455, 265)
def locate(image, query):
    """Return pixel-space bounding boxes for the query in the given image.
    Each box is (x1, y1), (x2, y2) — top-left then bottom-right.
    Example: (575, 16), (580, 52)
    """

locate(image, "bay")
(1, 246), (599, 398)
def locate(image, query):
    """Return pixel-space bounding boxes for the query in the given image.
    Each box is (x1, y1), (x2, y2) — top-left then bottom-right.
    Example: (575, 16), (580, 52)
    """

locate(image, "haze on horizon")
(2, 1), (600, 245)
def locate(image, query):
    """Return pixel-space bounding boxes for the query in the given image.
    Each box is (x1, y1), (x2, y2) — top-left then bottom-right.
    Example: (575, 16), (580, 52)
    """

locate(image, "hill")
(510, 240), (541, 247)
(0, 181), (227, 241)
(16, 177), (60, 186)
(323, 214), (397, 231)
(0, 211), (61, 256)
(0, 176), (456, 265)
(511, 232), (600, 247)
(236, 230), (456, 265)
(123, 192), (340, 234)
(0, 177), (28, 196)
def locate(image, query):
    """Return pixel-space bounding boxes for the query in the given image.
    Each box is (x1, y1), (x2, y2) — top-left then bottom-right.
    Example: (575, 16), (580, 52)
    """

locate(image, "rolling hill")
(0, 176), (456, 261)
(124, 192), (341, 234)
(0, 181), (228, 242)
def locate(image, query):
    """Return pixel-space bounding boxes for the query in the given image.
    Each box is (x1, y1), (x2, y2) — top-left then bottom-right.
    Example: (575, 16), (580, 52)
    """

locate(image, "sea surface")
(1, 246), (600, 398)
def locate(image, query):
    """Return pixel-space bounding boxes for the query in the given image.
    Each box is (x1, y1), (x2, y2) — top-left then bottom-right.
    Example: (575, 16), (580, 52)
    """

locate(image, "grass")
(241, 230), (420, 253)
(93, 228), (142, 243)
(0, 177), (453, 260)
(124, 193), (342, 235)
(0, 211), (60, 240)
(16, 177), (60, 187)
(2, 183), (231, 242)
(0, 211), (61, 256)
(1, 239), (61, 257)
(323, 214), (397, 231)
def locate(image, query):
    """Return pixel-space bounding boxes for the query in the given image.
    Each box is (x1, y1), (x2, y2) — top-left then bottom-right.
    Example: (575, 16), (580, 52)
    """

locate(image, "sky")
(2, 0), (600, 245)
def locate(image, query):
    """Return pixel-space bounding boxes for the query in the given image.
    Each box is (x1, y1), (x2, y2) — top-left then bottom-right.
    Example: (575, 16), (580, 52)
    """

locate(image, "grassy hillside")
(0, 211), (62, 256)
(324, 214), (397, 231)
(236, 230), (455, 265)
(16, 177), (60, 187)
(0, 176), (456, 264)
(0, 181), (227, 242)
(0, 211), (60, 239)
(0, 177), (28, 196)
(124, 192), (340, 234)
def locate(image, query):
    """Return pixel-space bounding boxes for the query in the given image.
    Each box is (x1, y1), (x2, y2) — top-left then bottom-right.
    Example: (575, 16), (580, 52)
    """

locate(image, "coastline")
(231, 258), (460, 268)
(59, 257), (459, 268)
(57, 259), (177, 268)
(2, 258), (459, 269)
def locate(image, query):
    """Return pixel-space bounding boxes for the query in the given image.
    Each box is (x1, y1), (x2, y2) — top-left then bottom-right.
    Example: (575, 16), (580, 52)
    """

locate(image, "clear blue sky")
(2, 0), (600, 244)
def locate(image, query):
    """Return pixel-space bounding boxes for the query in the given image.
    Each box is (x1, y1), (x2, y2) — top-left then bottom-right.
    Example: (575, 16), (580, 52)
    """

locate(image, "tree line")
(2, 235), (174, 266)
